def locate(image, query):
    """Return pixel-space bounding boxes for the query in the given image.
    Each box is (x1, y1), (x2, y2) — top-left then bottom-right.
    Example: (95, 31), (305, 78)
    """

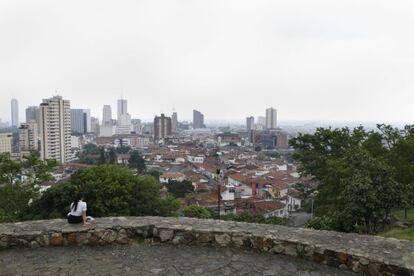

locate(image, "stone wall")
(0, 217), (413, 275)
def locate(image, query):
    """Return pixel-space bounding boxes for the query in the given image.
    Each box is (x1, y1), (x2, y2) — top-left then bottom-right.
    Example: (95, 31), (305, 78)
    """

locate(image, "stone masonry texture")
(0, 243), (353, 275)
(0, 217), (413, 275)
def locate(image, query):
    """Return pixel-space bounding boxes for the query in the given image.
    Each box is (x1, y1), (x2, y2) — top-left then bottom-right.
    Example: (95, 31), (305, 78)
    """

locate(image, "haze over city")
(2, 0), (414, 123)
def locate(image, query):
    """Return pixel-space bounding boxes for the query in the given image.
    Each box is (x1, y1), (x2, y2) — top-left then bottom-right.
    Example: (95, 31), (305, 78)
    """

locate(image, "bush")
(183, 205), (212, 219)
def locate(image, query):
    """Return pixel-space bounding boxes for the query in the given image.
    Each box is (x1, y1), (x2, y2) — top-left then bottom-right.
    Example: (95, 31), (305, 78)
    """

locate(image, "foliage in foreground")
(183, 205), (212, 219)
(291, 124), (414, 234)
(30, 165), (179, 219)
(0, 153), (56, 222)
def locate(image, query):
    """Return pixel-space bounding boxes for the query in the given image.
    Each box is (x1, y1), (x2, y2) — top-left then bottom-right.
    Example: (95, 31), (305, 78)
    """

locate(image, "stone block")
(50, 233), (64, 246)
(196, 232), (213, 244)
(116, 229), (129, 244)
(158, 229), (174, 242)
(101, 230), (117, 244)
(215, 233), (231, 246)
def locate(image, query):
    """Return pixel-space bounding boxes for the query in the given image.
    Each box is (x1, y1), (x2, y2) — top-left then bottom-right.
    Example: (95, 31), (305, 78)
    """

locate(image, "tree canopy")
(290, 125), (414, 234)
(30, 165), (179, 219)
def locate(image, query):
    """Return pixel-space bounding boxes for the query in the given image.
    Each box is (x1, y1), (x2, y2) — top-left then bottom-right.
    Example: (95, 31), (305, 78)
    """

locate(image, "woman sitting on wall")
(67, 194), (89, 224)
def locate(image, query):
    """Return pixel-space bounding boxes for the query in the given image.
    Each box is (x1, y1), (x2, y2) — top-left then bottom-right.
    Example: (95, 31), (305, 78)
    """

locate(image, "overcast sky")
(1, 0), (414, 123)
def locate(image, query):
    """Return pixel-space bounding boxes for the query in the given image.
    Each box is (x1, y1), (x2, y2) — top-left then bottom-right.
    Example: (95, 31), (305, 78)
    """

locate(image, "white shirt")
(69, 201), (87, 216)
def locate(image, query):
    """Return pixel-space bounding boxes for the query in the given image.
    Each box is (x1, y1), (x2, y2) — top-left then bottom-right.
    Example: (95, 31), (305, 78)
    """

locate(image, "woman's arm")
(82, 210), (87, 224)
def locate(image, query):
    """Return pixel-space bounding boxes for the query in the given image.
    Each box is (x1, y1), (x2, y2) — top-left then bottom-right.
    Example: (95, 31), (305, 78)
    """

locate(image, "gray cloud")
(1, 0), (414, 123)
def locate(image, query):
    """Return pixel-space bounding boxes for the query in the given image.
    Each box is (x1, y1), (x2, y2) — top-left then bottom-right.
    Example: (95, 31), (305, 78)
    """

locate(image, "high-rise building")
(25, 106), (38, 122)
(246, 116), (255, 132)
(193, 110), (205, 129)
(102, 105), (112, 126)
(117, 99), (128, 120)
(131, 119), (142, 134)
(70, 109), (91, 134)
(0, 133), (13, 154)
(171, 112), (178, 133)
(39, 96), (72, 164)
(91, 117), (100, 135)
(83, 109), (91, 133)
(265, 107), (277, 129)
(11, 98), (19, 127)
(154, 114), (172, 141)
(18, 121), (39, 152)
(116, 98), (131, 134)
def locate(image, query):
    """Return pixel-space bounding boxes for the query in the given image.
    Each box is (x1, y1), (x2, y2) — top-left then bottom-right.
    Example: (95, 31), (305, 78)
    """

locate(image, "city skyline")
(2, 1), (414, 123)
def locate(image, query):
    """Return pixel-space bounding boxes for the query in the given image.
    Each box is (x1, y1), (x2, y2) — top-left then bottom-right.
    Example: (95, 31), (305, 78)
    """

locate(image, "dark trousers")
(67, 214), (83, 224)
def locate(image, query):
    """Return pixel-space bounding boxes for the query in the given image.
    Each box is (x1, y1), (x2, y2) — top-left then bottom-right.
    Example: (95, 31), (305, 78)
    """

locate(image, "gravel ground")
(0, 243), (354, 276)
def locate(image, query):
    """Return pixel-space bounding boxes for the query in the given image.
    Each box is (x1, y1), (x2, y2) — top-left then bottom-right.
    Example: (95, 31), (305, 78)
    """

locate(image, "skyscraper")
(90, 117), (100, 135)
(154, 114), (172, 141)
(193, 110), (205, 129)
(83, 109), (91, 133)
(70, 109), (91, 134)
(265, 107), (277, 129)
(39, 96), (72, 164)
(116, 98), (131, 134)
(18, 121), (39, 152)
(117, 98), (128, 120)
(102, 105), (112, 126)
(11, 98), (19, 127)
(25, 106), (38, 122)
(0, 133), (13, 154)
(171, 112), (178, 133)
(246, 116), (255, 132)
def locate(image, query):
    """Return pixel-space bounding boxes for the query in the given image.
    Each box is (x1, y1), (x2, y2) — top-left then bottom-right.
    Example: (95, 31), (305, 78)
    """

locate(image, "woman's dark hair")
(71, 193), (83, 212)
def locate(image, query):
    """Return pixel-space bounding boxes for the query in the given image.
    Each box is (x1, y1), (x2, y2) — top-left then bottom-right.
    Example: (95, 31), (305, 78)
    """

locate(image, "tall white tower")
(116, 98), (131, 134)
(11, 98), (19, 127)
(265, 107), (277, 129)
(102, 105), (112, 126)
(39, 96), (72, 164)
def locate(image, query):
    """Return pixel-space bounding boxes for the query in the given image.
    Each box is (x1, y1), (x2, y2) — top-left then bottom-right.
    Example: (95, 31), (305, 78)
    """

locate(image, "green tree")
(166, 180), (194, 198)
(128, 150), (146, 174)
(0, 153), (21, 185)
(108, 148), (117, 164)
(183, 205), (212, 219)
(21, 153), (57, 184)
(116, 146), (131, 154)
(0, 183), (39, 222)
(290, 125), (407, 234)
(31, 165), (179, 219)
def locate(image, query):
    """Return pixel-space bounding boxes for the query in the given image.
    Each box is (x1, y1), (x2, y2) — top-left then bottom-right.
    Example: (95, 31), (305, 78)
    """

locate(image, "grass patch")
(379, 227), (414, 241)
(392, 209), (414, 221)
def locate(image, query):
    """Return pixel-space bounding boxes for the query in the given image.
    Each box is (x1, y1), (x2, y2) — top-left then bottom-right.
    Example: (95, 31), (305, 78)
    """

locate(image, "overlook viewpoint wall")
(0, 217), (413, 275)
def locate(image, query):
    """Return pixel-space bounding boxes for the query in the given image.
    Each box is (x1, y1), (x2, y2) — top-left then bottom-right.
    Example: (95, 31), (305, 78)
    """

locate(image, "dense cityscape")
(1, 1), (414, 274)
(1, 96), (300, 220)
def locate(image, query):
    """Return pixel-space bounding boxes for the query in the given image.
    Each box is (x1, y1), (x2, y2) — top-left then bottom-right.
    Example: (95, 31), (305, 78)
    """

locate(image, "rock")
(66, 233), (77, 245)
(30, 241), (39, 248)
(359, 258), (370, 266)
(101, 230), (117, 244)
(116, 229), (129, 244)
(35, 235), (49, 247)
(50, 233), (64, 246)
(337, 252), (348, 264)
(215, 234), (231, 246)
(284, 244), (298, 257)
(231, 235), (245, 247)
(0, 241), (7, 249)
(172, 235), (184, 245)
(158, 229), (174, 242)
(197, 232), (213, 243)
(270, 244), (284, 254)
